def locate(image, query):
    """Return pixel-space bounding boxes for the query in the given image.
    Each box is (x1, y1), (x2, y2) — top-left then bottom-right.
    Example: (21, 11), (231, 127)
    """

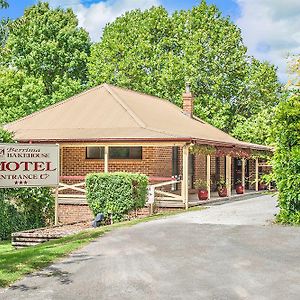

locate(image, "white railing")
(58, 176), (86, 200)
(58, 176), (183, 203)
(150, 176), (183, 202)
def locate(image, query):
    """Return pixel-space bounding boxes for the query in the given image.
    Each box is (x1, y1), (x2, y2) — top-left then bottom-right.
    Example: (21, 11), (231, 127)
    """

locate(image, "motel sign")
(0, 143), (59, 188)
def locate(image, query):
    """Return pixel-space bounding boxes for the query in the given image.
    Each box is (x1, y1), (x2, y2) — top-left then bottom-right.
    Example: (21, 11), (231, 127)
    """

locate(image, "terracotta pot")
(235, 184), (244, 194)
(198, 189), (208, 201)
(218, 187), (228, 197)
(259, 183), (267, 190)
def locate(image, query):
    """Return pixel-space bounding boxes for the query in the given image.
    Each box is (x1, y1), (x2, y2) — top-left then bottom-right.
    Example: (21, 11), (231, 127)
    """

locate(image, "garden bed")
(12, 220), (93, 248)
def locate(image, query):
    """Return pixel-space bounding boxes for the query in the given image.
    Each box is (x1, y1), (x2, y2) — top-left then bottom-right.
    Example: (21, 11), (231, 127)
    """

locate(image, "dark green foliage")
(86, 172), (148, 222)
(0, 187), (54, 240)
(272, 94), (300, 224)
(0, 0), (8, 9)
(0, 199), (26, 240)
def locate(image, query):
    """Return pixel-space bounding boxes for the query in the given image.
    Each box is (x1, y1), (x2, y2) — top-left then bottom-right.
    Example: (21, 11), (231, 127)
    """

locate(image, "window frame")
(85, 146), (143, 160)
(85, 147), (104, 160)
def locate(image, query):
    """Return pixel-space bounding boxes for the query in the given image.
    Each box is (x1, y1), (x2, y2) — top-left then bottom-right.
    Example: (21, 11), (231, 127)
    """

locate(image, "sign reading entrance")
(0, 143), (59, 188)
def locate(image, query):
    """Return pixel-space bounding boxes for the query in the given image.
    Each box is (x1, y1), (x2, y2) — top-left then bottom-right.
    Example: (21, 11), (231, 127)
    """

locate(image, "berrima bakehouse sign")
(0, 143), (59, 188)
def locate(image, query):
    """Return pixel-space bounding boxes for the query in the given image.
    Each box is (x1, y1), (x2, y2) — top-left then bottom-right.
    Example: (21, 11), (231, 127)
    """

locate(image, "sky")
(1, 0), (300, 82)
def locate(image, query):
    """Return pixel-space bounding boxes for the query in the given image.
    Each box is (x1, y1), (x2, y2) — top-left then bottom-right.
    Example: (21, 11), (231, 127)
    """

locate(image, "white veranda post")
(226, 155), (232, 197)
(182, 145), (189, 210)
(206, 155), (211, 199)
(255, 158), (259, 191)
(104, 145), (109, 173)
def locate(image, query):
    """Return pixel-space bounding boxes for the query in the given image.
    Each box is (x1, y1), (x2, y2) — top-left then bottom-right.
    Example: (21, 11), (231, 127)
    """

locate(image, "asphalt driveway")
(1, 194), (300, 300)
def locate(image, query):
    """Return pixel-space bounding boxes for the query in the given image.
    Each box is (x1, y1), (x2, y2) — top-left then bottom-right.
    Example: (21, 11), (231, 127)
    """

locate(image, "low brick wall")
(58, 203), (184, 224)
(58, 203), (94, 224)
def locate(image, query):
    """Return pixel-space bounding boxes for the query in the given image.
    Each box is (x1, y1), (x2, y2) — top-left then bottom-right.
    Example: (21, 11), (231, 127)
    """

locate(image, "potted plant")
(258, 180), (268, 190)
(217, 177), (227, 197)
(235, 179), (244, 194)
(194, 179), (208, 201)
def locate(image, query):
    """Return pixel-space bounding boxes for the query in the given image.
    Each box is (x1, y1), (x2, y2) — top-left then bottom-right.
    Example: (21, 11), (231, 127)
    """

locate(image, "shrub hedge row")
(86, 172), (148, 222)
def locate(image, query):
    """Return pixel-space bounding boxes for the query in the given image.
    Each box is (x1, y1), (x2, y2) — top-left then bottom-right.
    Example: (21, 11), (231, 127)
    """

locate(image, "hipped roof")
(4, 84), (271, 151)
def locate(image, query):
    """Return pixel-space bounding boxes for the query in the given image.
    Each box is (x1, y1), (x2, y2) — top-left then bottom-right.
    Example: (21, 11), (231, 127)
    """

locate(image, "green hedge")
(86, 172), (148, 222)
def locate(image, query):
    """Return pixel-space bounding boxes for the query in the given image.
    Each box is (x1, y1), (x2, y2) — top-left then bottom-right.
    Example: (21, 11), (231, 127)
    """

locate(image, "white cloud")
(236, 0), (300, 82)
(48, 0), (160, 41)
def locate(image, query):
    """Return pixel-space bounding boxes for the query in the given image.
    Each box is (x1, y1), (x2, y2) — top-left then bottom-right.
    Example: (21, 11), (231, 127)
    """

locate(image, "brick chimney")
(182, 82), (194, 117)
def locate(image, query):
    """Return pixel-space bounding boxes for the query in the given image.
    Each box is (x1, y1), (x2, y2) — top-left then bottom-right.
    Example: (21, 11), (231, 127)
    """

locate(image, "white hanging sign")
(0, 143), (59, 188)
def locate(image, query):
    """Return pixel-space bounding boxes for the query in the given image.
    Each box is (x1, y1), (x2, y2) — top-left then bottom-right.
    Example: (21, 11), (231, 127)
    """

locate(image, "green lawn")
(0, 208), (202, 288)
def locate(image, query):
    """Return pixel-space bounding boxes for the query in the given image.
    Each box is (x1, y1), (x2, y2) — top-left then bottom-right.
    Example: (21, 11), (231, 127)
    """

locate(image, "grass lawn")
(0, 208), (202, 288)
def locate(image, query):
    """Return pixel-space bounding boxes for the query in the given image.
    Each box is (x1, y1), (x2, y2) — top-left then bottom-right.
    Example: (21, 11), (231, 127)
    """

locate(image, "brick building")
(5, 83), (272, 223)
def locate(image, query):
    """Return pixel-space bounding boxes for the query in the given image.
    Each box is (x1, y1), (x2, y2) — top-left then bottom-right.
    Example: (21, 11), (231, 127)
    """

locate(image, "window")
(109, 147), (142, 159)
(86, 147), (142, 160)
(86, 147), (104, 159)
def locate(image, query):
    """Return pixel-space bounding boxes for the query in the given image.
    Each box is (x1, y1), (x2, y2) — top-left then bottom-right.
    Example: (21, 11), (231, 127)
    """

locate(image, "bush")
(86, 172), (148, 222)
(0, 187), (55, 240)
(272, 94), (300, 224)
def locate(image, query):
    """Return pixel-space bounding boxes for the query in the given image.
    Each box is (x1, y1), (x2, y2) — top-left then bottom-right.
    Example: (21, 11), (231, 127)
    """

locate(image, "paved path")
(1, 194), (300, 300)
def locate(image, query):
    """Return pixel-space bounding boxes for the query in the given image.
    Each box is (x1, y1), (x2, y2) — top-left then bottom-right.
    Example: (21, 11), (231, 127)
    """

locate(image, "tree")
(231, 108), (275, 145)
(3, 2), (91, 96)
(271, 55), (300, 224)
(0, 67), (84, 124)
(0, 67), (47, 124)
(0, 0), (8, 9)
(0, 18), (9, 47)
(88, 1), (280, 133)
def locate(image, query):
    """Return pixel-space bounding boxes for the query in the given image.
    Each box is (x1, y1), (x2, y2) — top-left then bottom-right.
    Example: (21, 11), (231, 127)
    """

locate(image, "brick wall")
(58, 203), (94, 224)
(61, 146), (158, 177)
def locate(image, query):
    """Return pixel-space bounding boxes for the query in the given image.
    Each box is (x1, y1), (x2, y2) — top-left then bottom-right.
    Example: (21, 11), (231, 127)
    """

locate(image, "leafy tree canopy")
(271, 56), (300, 224)
(2, 1), (91, 95)
(0, 0), (8, 9)
(88, 1), (281, 133)
(231, 108), (275, 145)
(0, 66), (84, 124)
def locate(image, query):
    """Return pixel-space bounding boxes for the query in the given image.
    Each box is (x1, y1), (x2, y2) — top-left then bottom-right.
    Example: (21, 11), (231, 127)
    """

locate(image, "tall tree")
(271, 55), (300, 224)
(0, 66), (84, 124)
(3, 2), (91, 95)
(0, 67), (47, 124)
(88, 1), (281, 133)
(0, 0), (8, 9)
(0, 18), (9, 48)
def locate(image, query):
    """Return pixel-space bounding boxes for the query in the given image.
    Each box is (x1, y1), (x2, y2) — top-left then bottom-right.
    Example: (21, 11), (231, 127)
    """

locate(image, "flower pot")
(259, 183), (267, 190)
(198, 189), (208, 201)
(235, 184), (244, 194)
(218, 187), (227, 197)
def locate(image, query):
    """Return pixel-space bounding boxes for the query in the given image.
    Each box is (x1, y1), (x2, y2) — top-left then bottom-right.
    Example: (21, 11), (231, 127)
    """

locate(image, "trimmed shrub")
(86, 172), (148, 222)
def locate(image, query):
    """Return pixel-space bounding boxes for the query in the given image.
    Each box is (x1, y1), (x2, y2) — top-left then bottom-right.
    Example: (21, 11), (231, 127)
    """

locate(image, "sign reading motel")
(0, 143), (59, 188)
